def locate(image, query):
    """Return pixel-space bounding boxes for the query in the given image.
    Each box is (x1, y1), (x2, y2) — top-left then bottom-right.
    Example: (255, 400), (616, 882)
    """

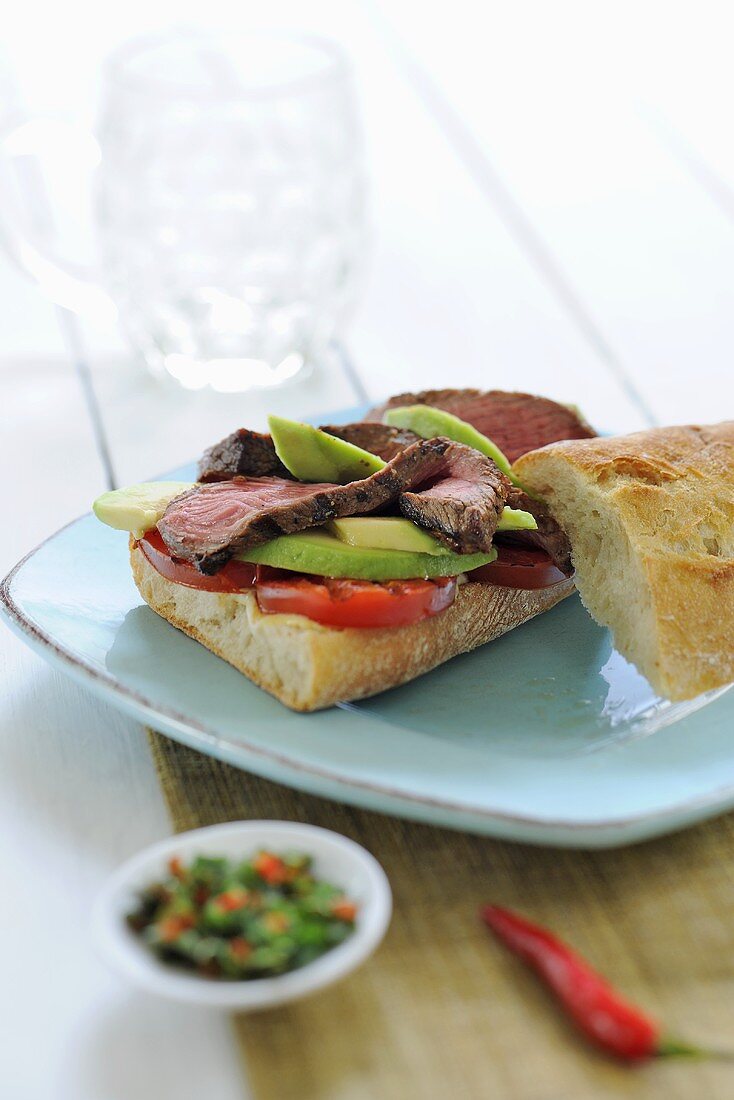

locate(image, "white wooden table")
(3, 3), (734, 1096)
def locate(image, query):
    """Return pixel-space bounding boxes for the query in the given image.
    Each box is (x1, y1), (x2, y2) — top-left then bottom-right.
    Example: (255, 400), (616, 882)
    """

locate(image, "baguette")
(131, 541), (574, 711)
(513, 422), (734, 701)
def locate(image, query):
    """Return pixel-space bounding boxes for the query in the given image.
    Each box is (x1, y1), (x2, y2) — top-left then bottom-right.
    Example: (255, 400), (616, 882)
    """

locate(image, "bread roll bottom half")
(130, 542), (574, 711)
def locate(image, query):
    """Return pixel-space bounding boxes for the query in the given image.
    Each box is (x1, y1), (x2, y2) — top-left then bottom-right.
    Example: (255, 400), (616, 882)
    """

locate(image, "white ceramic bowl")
(91, 820), (392, 1010)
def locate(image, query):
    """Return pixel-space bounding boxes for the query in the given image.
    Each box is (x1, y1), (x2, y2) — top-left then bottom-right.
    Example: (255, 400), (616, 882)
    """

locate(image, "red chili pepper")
(480, 905), (727, 1064)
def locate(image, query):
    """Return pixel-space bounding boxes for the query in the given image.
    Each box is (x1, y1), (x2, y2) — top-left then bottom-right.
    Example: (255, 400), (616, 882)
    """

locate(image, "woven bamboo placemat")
(148, 729), (734, 1100)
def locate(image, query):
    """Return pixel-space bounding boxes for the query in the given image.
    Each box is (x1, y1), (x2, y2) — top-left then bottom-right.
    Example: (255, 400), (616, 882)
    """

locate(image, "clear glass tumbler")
(94, 30), (367, 391)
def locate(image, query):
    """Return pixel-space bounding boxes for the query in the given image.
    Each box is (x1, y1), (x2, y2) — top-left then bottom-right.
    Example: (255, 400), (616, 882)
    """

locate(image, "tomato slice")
(137, 531), (457, 628)
(255, 567), (457, 628)
(468, 544), (569, 589)
(137, 530), (256, 592)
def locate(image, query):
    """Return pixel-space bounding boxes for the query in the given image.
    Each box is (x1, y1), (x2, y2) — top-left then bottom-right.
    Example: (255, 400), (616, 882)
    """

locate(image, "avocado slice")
(328, 510), (536, 556)
(328, 517), (446, 555)
(238, 529), (496, 581)
(496, 507), (537, 531)
(269, 415), (386, 483)
(383, 404), (517, 481)
(93, 482), (194, 539)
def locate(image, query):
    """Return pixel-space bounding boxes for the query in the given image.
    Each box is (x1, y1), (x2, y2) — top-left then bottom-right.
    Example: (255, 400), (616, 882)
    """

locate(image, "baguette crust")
(513, 422), (734, 701)
(130, 541), (573, 711)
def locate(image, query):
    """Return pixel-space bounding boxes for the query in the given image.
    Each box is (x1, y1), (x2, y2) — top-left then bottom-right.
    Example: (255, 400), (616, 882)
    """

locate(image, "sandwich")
(92, 389), (734, 710)
(514, 421), (734, 701)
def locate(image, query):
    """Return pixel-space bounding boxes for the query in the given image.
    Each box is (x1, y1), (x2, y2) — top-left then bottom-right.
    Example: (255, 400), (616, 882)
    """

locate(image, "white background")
(3, 2), (734, 1096)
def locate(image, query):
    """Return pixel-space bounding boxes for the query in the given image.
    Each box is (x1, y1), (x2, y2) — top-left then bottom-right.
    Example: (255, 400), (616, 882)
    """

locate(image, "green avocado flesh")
(328, 516), (446, 555)
(496, 507), (537, 531)
(384, 405), (518, 482)
(93, 482), (194, 539)
(237, 529), (497, 580)
(269, 415), (385, 483)
(95, 479), (526, 579)
(329, 511), (535, 555)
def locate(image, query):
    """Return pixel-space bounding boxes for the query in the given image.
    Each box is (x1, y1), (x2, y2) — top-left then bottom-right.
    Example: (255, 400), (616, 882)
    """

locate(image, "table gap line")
(55, 307), (118, 490)
(334, 340), (371, 405)
(363, 0), (658, 427)
(639, 103), (734, 226)
(2, 87), (119, 492)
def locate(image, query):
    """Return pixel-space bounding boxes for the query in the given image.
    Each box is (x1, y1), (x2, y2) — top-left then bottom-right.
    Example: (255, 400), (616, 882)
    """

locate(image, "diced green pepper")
(125, 850), (358, 981)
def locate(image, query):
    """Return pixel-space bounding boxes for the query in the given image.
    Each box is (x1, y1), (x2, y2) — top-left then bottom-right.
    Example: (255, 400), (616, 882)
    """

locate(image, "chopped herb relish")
(126, 851), (358, 979)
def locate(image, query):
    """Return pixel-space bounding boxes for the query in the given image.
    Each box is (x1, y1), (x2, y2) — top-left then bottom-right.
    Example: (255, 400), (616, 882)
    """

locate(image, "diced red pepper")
(229, 937), (253, 963)
(262, 911), (291, 934)
(157, 914), (194, 943)
(168, 856), (185, 881)
(332, 899), (357, 922)
(253, 852), (288, 885)
(213, 888), (250, 912)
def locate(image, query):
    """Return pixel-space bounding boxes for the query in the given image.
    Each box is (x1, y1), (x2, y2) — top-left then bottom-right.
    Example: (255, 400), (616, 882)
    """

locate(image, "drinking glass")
(0, 30), (368, 391)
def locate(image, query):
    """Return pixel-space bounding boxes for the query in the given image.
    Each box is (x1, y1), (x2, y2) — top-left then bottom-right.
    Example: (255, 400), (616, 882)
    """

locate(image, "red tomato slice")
(469, 544), (569, 589)
(137, 531), (457, 628)
(255, 567), (457, 628)
(137, 530), (256, 592)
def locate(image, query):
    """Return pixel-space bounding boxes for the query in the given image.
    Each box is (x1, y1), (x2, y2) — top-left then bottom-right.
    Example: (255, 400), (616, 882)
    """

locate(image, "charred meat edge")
(194, 390), (580, 570)
(501, 486), (573, 573)
(198, 423), (422, 482)
(160, 438), (509, 574)
(364, 387), (596, 463)
(198, 429), (291, 481)
(321, 422), (421, 461)
(198, 389), (595, 482)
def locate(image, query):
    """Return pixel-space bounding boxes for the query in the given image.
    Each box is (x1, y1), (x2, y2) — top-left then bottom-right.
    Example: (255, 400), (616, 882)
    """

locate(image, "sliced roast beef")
(400, 445), (509, 554)
(320, 422), (420, 461)
(366, 388), (596, 462)
(198, 422), (419, 482)
(199, 429), (291, 482)
(160, 438), (509, 573)
(199, 388), (594, 483)
(160, 478), (342, 573)
(501, 485), (573, 573)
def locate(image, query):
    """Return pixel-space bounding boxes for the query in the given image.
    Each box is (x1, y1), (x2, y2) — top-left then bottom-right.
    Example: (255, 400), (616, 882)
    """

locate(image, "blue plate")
(3, 450), (734, 848)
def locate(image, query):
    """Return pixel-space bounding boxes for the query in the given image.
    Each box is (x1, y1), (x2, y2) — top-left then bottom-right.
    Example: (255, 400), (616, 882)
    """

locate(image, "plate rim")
(5, 514), (734, 843)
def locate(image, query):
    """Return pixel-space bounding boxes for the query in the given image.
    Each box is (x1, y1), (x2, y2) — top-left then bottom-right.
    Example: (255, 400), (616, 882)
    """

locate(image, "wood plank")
(0, 354), (105, 564)
(2, 0), (645, 446)
(0, 256), (66, 359)
(0, 354), (246, 1098)
(611, 3), (734, 204)
(374, 1), (734, 425)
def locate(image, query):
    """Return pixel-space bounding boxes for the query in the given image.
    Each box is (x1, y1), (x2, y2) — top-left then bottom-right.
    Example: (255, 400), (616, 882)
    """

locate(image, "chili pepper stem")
(658, 1037), (734, 1062)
